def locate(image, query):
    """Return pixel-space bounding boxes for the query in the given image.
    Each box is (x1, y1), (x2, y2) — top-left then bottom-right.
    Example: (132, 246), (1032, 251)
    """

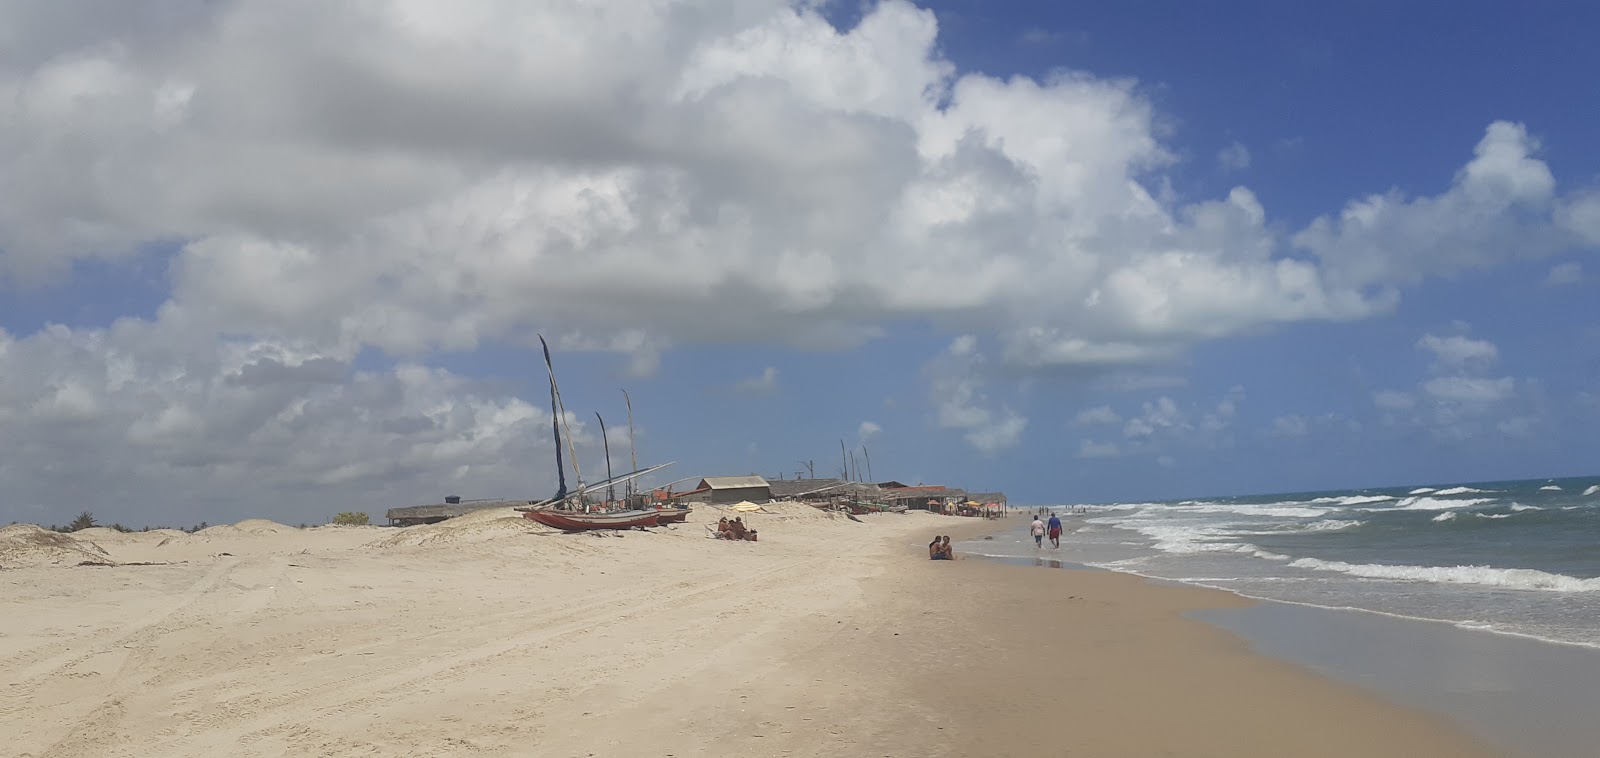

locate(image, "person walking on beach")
(1047, 512), (1063, 548)
(1030, 516), (1045, 548)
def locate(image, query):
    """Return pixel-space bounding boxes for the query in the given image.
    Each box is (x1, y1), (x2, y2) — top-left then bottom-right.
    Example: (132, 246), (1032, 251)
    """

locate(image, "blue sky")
(537, 1), (1600, 501)
(0, 1), (1596, 526)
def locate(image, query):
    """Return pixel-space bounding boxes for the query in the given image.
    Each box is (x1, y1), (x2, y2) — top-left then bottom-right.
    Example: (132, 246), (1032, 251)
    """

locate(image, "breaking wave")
(1309, 495), (1395, 506)
(1389, 496), (1494, 511)
(1434, 486), (1489, 496)
(1287, 558), (1600, 592)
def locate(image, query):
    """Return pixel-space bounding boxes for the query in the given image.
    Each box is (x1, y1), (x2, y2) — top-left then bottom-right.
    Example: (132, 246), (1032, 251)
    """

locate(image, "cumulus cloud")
(1271, 415), (1309, 437)
(1217, 141), (1251, 172)
(735, 367), (780, 394)
(1546, 261), (1582, 286)
(1076, 439), (1121, 458)
(1376, 329), (1530, 439)
(1416, 333), (1498, 370)
(858, 420), (882, 442)
(925, 336), (1027, 452)
(1294, 122), (1593, 288)
(0, 1), (1594, 522)
(0, 318), (562, 526)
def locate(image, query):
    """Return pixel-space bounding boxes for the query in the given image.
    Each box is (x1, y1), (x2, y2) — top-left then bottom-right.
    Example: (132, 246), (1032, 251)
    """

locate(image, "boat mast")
(539, 335), (584, 493)
(595, 412), (615, 504)
(622, 389), (639, 500)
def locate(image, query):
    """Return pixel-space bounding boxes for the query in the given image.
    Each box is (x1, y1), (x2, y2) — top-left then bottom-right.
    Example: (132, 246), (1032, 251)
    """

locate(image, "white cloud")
(1073, 405), (1121, 426)
(1271, 414), (1309, 437)
(1294, 122), (1593, 288)
(0, 317), (564, 526)
(735, 366), (780, 394)
(0, 2), (1594, 522)
(1124, 396), (1186, 438)
(858, 420), (882, 441)
(1076, 439), (1120, 458)
(925, 336), (1027, 452)
(1217, 141), (1251, 172)
(1416, 333), (1498, 369)
(1421, 376), (1515, 404)
(1546, 262), (1582, 286)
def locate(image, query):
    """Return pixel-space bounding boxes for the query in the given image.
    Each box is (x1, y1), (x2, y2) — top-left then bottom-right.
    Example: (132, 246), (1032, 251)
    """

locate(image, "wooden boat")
(524, 508), (659, 531)
(654, 506), (691, 524)
(513, 336), (675, 533)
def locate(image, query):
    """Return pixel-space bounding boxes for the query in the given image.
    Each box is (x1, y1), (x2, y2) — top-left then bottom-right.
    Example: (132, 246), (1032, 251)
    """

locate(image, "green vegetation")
(332, 512), (370, 526)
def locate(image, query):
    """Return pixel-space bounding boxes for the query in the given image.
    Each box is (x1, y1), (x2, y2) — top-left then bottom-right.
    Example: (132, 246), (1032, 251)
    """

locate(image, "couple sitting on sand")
(716, 516), (758, 542)
(928, 535), (954, 560)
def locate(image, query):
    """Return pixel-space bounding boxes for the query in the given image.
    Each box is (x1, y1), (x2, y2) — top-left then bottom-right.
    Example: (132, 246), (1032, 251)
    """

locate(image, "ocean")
(999, 476), (1600, 649)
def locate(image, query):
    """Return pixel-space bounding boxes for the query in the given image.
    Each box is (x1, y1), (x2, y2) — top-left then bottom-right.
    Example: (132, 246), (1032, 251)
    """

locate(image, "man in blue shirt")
(1046, 512), (1063, 548)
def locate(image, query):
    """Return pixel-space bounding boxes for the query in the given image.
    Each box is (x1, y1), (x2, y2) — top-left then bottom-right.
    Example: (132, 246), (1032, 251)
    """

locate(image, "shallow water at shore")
(1197, 602), (1600, 758)
(962, 520), (1600, 758)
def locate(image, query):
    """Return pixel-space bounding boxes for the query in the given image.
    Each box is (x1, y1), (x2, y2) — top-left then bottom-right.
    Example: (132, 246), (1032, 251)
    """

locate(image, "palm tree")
(68, 511), (97, 532)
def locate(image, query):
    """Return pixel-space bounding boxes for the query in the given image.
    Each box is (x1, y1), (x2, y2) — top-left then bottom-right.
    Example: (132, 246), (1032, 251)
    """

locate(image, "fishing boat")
(526, 508), (659, 531)
(516, 336), (673, 533)
(654, 506), (692, 524)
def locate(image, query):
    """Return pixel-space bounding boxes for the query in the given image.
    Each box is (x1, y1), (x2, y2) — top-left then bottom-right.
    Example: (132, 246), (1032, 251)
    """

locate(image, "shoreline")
(1, 509), (1505, 756)
(969, 514), (1600, 758)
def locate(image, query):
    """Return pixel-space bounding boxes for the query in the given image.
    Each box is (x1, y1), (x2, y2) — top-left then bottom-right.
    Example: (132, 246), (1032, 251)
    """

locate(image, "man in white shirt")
(1030, 516), (1045, 548)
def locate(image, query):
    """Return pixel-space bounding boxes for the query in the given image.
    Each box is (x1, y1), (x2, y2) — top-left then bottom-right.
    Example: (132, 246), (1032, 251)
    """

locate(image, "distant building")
(768, 478), (846, 500)
(689, 475), (773, 504)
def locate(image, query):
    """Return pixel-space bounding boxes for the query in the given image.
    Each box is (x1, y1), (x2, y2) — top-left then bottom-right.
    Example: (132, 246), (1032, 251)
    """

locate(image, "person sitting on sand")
(728, 517), (748, 540)
(941, 535), (954, 559)
(929, 536), (942, 559)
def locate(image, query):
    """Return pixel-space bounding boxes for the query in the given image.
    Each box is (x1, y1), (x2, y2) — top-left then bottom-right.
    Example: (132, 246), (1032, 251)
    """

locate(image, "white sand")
(0, 505), (930, 756)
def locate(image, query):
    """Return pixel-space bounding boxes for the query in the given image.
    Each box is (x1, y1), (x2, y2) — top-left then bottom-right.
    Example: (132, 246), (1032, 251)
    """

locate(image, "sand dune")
(0, 524), (112, 568)
(0, 504), (921, 756)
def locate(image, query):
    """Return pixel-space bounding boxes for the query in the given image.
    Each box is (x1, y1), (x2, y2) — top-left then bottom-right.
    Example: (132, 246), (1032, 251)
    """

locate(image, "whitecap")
(1287, 558), (1600, 592)
(1434, 486), (1488, 496)
(1583, 485), (1599, 497)
(1473, 513), (1511, 519)
(1387, 496), (1494, 511)
(1309, 495), (1395, 506)
(1540, 485), (1563, 492)
(1409, 487), (1437, 495)
(1509, 503), (1542, 512)
(1431, 512), (1457, 522)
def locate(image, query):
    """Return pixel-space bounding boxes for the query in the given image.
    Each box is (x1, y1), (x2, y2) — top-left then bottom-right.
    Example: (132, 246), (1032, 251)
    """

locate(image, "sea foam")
(1287, 557), (1600, 592)
(1310, 495), (1395, 506)
(1584, 485), (1599, 497)
(1409, 487), (1436, 495)
(1433, 486), (1488, 496)
(1389, 496), (1494, 511)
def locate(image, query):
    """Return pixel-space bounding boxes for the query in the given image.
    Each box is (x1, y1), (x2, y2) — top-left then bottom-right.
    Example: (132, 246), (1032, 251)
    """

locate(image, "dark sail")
(540, 336), (568, 502)
(596, 412), (615, 503)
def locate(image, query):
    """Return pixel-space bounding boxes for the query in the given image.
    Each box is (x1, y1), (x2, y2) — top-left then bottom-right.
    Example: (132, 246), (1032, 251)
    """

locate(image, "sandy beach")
(2, 509), (1499, 757)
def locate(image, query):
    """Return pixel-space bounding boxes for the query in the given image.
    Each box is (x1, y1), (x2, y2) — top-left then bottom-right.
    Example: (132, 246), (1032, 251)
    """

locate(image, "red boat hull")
(523, 509), (660, 531)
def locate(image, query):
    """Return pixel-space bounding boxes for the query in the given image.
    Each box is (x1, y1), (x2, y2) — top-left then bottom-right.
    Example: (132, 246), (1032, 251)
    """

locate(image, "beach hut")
(694, 476), (774, 504)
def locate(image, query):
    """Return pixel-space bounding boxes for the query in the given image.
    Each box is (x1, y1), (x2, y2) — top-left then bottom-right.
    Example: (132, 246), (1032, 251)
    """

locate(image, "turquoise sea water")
(993, 476), (1600, 648)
